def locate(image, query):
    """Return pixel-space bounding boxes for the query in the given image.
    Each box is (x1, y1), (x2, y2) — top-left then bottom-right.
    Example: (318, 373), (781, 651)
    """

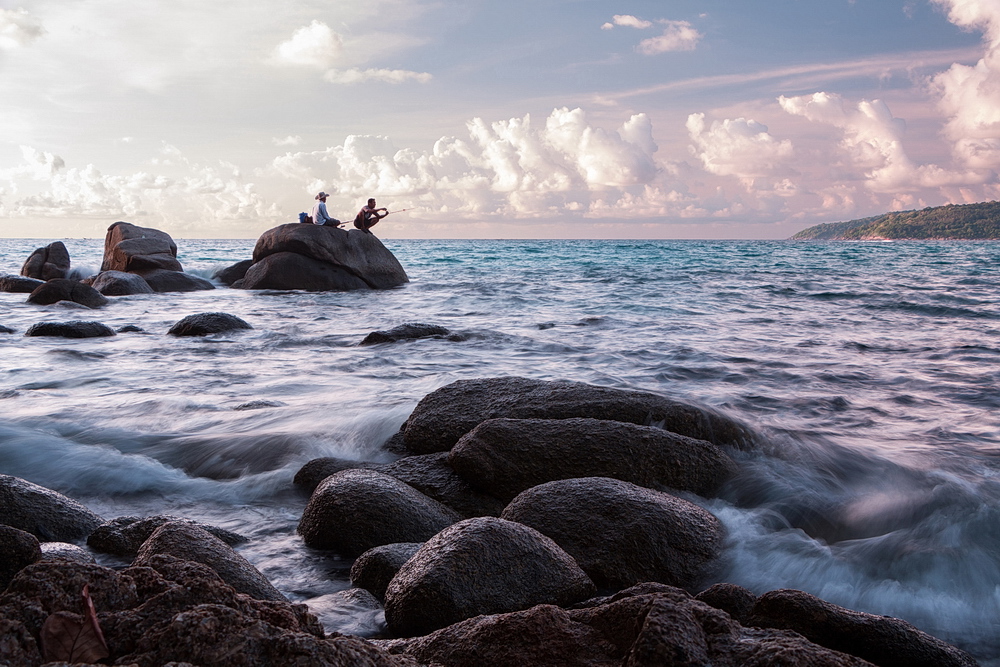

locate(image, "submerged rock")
(26, 278), (108, 309)
(0, 274), (44, 293)
(88, 515), (247, 556)
(23, 320), (116, 338)
(0, 474), (103, 541)
(139, 267), (215, 292)
(383, 517), (596, 637)
(360, 323), (453, 346)
(91, 269), (154, 295)
(237, 224), (408, 291)
(21, 241), (70, 281)
(168, 312), (253, 336)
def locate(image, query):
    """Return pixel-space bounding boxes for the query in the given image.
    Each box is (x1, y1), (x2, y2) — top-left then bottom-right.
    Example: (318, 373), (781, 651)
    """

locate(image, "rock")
(501, 477), (724, 591)
(383, 517), (596, 637)
(350, 543), (424, 603)
(233, 399), (286, 411)
(116, 324), (146, 333)
(133, 521), (285, 602)
(39, 541), (96, 564)
(168, 312), (253, 336)
(0, 525), (41, 589)
(0, 475), (103, 541)
(294, 453), (506, 518)
(26, 279), (108, 308)
(402, 377), (755, 454)
(0, 274), (44, 293)
(21, 241), (70, 280)
(0, 325), (14, 334)
(297, 469), (461, 556)
(90, 270), (154, 295)
(101, 221), (182, 273)
(23, 321), (116, 338)
(88, 515), (247, 556)
(696, 582), (757, 625)
(239, 224), (408, 291)
(2, 559), (139, 614)
(750, 588), (979, 667)
(138, 268), (216, 292)
(360, 323), (452, 346)
(450, 417), (736, 501)
(213, 259), (253, 286)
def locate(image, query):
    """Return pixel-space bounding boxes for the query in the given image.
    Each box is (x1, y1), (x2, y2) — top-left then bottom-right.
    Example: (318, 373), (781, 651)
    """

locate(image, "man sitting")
(354, 198), (387, 233)
(311, 192), (342, 227)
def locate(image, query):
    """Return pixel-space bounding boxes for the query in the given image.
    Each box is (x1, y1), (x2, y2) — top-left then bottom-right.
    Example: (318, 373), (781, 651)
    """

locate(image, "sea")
(1, 237), (999, 662)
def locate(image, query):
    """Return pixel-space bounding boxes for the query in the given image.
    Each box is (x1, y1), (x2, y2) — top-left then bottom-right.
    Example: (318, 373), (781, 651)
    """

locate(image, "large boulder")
(90, 270), (154, 295)
(133, 521), (285, 602)
(238, 224), (408, 291)
(87, 515), (247, 556)
(0, 526), (41, 589)
(26, 278), (108, 308)
(168, 312), (253, 336)
(383, 517), (596, 637)
(750, 589), (979, 667)
(21, 241), (70, 280)
(23, 320), (116, 338)
(450, 417), (736, 501)
(501, 477), (724, 591)
(401, 377), (755, 454)
(101, 221), (182, 273)
(0, 274), (44, 293)
(297, 469), (461, 555)
(138, 268), (215, 292)
(0, 474), (103, 541)
(213, 259), (253, 285)
(350, 542), (424, 603)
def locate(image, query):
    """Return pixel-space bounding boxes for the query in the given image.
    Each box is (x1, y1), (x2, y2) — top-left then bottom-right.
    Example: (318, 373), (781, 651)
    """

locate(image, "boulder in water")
(101, 221), (181, 273)
(26, 278), (108, 308)
(91, 270), (154, 296)
(237, 224), (408, 291)
(88, 515), (247, 556)
(39, 541), (96, 564)
(0, 274), (44, 293)
(139, 267), (215, 292)
(360, 323), (454, 345)
(24, 320), (116, 338)
(350, 542), (423, 603)
(168, 312), (253, 336)
(212, 259), (253, 286)
(20, 241), (70, 281)
(0, 474), (104, 541)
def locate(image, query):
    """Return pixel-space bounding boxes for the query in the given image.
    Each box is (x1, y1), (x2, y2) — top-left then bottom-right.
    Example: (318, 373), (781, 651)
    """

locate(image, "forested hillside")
(791, 201), (1000, 240)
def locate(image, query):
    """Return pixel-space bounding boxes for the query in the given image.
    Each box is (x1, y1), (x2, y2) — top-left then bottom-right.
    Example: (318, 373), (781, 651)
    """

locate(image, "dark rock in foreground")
(450, 416), (736, 500)
(133, 521), (285, 602)
(0, 525), (41, 589)
(39, 541), (96, 564)
(0, 274), (44, 293)
(360, 323), (453, 346)
(501, 476), (724, 591)
(21, 241), (70, 281)
(0, 474), (103, 541)
(237, 224), (408, 291)
(91, 269), (154, 295)
(383, 517), (596, 637)
(23, 320), (116, 338)
(88, 515), (247, 556)
(696, 582), (757, 626)
(213, 258), (253, 285)
(350, 542), (424, 603)
(102, 221), (182, 273)
(298, 469), (461, 555)
(139, 267), (216, 292)
(750, 588), (979, 667)
(402, 376), (755, 454)
(168, 312), (253, 336)
(26, 278), (108, 309)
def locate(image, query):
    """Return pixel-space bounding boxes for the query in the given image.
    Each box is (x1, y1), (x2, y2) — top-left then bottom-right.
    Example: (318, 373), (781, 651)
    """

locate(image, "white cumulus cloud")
(272, 20), (343, 69)
(687, 113), (793, 180)
(605, 15), (654, 30)
(639, 20), (702, 54)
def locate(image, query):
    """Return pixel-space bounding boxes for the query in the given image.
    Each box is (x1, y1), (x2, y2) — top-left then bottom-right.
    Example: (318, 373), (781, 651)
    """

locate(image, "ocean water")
(1, 237), (999, 661)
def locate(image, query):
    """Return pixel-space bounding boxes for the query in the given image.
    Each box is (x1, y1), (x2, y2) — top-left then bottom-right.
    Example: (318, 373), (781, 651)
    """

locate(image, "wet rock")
(350, 542), (423, 603)
(238, 224), (408, 291)
(138, 268), (216, 292)
(23, 321), (116, 338)
(696, 582), (757, 625)
(2, 560), (139, 614)
(116, 324), (146, 333)
(0, 325), (13, 334)
(383, 517), (596, 637)
(26, 279), (108, 309)
(212, 259), (253, 286)
(88, 515), (247, 557)
(501, 477), (724, 591)
(298, 469), (461, 556)
(750, 588), (979, 667)
(360, 323), (452, 346)
(450, 417), (736, 501)
(0, 274), (44, 293)
(21, 241), (70, 281)
(0, 474), (103, 541)
(168, 312), (253, 336)
(402, 376), (755, 454)
(294, 457), (381, 492)
(0, 525), (41, 589)
(233, 399), (286, 411)
(133, 521), (285, 602)
(101, 221), (182, 273)
(0, 617), (40, 666)
(39, 541), (96, 564)
(90, 269), (154, 296)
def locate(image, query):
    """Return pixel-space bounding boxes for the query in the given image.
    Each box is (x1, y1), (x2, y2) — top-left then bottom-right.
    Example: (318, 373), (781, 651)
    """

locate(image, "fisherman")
(354, 198), (388, 233)
(311, 192), (342, 227)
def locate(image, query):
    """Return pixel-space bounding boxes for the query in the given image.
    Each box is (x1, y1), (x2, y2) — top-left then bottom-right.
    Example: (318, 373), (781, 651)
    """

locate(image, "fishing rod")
(383, 208), (413, 216)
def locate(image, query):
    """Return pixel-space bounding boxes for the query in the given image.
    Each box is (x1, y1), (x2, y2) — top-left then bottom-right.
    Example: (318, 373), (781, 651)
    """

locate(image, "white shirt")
(312, 201), (335, 225)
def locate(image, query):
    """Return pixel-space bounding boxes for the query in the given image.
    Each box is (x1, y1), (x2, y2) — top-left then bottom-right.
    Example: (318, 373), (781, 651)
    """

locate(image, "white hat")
(315, 192), (330, 200)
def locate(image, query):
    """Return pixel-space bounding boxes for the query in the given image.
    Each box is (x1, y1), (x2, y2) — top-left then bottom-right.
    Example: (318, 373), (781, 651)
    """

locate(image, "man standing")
(312, 192), (342, 227)
(354, 198), (387, 233)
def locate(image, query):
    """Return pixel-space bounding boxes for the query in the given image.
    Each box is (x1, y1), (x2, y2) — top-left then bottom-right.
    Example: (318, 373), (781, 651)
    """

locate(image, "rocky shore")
(0, 377), (981, 666)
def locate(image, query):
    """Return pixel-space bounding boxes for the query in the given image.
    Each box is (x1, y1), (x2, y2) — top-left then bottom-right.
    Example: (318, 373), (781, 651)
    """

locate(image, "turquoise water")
(1, 237), (999, 660)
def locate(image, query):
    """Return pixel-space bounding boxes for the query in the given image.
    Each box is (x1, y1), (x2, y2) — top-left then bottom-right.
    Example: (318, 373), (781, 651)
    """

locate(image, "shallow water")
(1, 237), (999, 661)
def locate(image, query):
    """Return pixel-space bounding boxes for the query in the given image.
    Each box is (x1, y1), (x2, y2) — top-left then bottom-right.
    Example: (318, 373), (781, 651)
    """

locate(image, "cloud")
(273, 135), (302, 147)
(272, 20), (343, 69)
(604, 15), (654, 30)
(0, 8), (43, 50)
(686, 113), (793, 180)
(323, 68), (432, 84)
(638, 20), (702, 54)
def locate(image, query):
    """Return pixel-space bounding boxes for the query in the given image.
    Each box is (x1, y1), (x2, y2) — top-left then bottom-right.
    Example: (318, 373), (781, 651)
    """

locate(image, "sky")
(0, 0), (996, 239)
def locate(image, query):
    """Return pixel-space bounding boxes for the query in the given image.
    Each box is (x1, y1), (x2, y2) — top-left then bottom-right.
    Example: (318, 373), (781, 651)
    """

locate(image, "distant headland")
(791, 201), (1000, 240)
